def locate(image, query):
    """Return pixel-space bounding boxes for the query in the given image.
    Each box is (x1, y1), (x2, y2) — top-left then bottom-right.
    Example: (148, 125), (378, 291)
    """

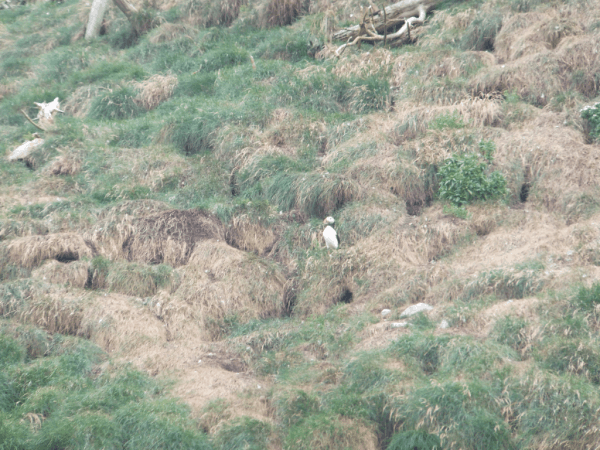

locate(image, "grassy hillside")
(1, 0), (600, 448)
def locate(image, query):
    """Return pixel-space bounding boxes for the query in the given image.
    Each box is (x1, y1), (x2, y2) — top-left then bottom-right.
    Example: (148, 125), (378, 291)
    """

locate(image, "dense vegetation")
(1, 0), (600, 448)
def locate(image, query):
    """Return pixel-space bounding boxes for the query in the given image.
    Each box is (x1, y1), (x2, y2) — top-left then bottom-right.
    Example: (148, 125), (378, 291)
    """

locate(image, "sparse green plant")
(214, 417), (272, 450)
(581, 102), (600, 141)
(492, 316), (529, 356)
(429, 111), (466, 130)
(437, 153), (508, 206)
(387, 430), (442, 450)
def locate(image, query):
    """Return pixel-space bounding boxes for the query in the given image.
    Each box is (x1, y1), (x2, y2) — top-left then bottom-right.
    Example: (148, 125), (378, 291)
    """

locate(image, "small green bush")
(387, 430), (442, 450)
(437, 153), (507, 206)
(89, 88), (143, 121)
(581, 102), (600, 141)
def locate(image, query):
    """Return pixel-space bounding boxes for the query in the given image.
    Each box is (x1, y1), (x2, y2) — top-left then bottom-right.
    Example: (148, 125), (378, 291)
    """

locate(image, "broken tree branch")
(333, 0), (441, 56)
(21, 110), (46, 131)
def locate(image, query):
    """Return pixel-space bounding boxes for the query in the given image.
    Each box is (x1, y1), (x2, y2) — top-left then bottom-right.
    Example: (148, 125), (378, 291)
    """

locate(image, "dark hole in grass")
(218, 358), (246, 373)
(283, 281), (297, 316)
(520, 182), (530, 202)
(406, 195), (431, 216)
(55, 252), (79, 263)
(230, 171), (239, 196)
(406, 200), (423, 216)
(338, 288), (353, 304)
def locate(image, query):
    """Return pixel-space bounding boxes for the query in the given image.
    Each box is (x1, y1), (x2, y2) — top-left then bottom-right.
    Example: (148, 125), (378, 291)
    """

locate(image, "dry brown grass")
(149, 22), (196, 43)
(331, 49), (394, 78)
(186, 0), (246, 27)
(6, 233), (95, 268)
(63, 85), (101, 118)
(0, 282), (87, 336)
(472, 33), (600, 104)
(85, 200), (172, 260)
(0, 220), (49, 240)
(134, 75), (178, 111)
(159, 239), (286, 340)
(124, 209), (225, 267)
(494, 11), (583, 63)
(32, 260), (90, 288)
(258, 0), (309, 27)
(47, 149), (82, 176)
(225, 215), (281, 255)
(493, 110), (600, 216)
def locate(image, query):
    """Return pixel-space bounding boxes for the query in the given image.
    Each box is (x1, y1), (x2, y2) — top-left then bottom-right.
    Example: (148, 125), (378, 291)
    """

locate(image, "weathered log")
(9, 135), (44, 162)
(333, 0), (441, 56)
(333, 0), (441, 41)
(85, 0), (110, 40)
(112, 0), (138, 21)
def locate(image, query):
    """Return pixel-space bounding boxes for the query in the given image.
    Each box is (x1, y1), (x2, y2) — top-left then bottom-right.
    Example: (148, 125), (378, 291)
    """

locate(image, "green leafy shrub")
(387, 430), (442, 450)
(437, 153), (507, 206)
(89, 88), (143, 121)
(581, 102), (600, 141)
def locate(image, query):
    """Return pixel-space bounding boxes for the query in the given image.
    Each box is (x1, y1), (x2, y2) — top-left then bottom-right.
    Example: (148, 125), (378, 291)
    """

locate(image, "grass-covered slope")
(2, 0), (600, 448)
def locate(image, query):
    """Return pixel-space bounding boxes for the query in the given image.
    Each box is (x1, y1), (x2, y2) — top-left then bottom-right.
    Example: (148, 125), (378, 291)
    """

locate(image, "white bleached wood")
(85, 0), (110, 40)
(8, 138), (44, 161)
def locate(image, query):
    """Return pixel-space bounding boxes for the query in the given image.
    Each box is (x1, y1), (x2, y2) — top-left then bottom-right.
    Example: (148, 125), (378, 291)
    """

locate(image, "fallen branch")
(333, 0), (441, 56)
(21, 109), (46, 131)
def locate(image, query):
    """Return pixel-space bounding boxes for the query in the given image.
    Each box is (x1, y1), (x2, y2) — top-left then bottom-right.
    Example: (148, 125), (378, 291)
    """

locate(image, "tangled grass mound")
(159, 239), (287, 340)
(124, 209), (225, 267)
(5, 233), (95, 269)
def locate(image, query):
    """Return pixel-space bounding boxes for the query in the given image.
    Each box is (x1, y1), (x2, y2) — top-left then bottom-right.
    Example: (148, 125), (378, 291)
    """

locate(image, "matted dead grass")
(149, 22), (196, 43)
(473, 33), (600, 103)
(494, 11), (584, 63)
(158, 239), (286, 340)
(63, 85), (101, 118)
(124, 209), (225, 266)
(332, 48), (394, 79)
(492, 111), (600, 216)
(85, 200), (172, 260)
(134, 74), (178, 111)
(0, 281), (88, 336)
(6, 233), (95, 268)
(296, 206), (468, 315)
(186, 0), (246, 27)
(226, 215), (281, 255)
(258, 0), (308, 27)
(32, 260), (89, 288)
(47, 149), (82, 176)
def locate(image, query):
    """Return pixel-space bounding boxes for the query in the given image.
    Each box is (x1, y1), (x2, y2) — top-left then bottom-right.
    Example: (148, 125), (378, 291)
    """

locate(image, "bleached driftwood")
(21, 97), (63, 131)
(9, 134), (44, 161)
(85, 0), (110, 40)
(333, 0), (441, 56)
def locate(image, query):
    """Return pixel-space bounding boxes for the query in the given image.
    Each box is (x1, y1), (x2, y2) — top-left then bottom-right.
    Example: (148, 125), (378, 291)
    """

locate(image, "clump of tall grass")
(88, 88), (144, 121)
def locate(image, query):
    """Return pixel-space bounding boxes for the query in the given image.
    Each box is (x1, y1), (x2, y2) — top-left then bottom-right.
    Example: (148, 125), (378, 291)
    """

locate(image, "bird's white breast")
(323, 226), (338, 249)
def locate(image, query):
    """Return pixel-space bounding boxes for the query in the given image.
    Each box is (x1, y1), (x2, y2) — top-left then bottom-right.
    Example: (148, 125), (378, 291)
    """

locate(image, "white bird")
(323, 216), (339, 250)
